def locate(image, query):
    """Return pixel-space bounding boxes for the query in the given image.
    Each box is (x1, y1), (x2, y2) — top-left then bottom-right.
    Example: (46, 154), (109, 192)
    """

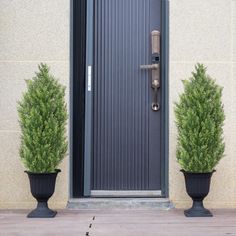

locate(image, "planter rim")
(24, 169), (61, 175)
(180, 169), (216, 175)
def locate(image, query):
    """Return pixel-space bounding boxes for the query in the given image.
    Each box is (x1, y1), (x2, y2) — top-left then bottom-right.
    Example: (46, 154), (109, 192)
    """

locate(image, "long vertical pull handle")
(152, 80), (160, 111)
(140, 30), (160, 111)
(152, 87), (159, 111)
(151, 30), (160, 111)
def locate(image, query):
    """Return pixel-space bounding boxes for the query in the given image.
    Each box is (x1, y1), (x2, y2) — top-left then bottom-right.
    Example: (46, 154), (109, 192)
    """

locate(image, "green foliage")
(18, 63), (68, 173)
(174, 64), (225, 173)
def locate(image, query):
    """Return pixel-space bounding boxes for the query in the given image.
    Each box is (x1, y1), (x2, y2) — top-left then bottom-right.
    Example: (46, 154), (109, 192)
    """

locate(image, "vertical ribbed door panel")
(92, 0), (161, 190)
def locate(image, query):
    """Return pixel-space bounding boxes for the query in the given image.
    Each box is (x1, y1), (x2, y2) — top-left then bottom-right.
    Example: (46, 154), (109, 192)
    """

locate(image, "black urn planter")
(181, 170), (215, 217)
(25, 169), (61, 218)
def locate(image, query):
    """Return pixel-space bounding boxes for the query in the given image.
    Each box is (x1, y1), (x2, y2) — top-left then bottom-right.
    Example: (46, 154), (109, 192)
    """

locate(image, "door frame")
(70, 0), (169, 198)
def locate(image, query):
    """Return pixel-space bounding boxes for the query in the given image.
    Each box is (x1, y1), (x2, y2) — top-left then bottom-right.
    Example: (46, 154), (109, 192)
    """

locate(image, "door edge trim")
(160, 0), (169, 198)
(83, 0), (94, 197)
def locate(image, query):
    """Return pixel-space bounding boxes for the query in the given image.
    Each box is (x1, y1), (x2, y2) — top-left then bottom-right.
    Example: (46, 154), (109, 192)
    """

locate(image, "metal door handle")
(140, 30), (161, 111)
(140, 64), (158, 70)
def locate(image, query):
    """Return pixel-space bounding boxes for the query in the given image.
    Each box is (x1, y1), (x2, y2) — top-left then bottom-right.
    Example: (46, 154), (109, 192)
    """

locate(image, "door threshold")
(90, 190), (162, 197)
(67, 198), (173, 210)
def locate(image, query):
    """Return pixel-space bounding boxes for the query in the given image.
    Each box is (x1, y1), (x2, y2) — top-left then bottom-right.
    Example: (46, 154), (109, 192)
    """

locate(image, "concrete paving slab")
(68, 198), (173, 209)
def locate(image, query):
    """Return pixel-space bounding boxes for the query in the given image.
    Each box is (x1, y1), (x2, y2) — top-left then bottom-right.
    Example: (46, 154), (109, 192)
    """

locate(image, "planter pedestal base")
(27, 202), (57, 218)
(26, 170), (60, 218)
(184, 200), (212, 217)
(181, 170), (214, 217)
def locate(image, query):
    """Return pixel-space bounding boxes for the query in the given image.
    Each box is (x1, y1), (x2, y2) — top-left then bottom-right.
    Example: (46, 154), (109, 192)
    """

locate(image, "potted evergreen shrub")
(18, 64), (68, 218)
(175, 64), (225, 217)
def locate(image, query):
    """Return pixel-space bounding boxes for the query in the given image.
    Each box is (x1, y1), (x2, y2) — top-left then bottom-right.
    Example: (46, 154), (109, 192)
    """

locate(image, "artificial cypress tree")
(18, 63), (68, 173)
(174, 64), (225, 173)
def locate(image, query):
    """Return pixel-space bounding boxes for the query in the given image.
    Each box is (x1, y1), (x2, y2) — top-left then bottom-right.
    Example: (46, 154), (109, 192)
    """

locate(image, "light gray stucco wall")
(0, 0), (236, 209)
(169, 0), (236, 208)
(0, 0), (70, 209)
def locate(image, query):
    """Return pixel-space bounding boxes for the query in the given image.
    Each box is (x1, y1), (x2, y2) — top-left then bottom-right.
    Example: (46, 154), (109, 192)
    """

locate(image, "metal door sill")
(90, 190), (162, 197)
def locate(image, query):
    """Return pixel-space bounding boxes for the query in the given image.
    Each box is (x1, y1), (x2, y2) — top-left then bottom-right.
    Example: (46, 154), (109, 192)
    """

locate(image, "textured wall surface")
(169, 0), (236, 208)
(0, 0), (70, 209)
(0, 0), (235, 209)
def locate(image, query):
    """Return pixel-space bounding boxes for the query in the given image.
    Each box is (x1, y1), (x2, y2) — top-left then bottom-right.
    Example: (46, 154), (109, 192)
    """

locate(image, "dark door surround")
(70, 0), (169, 198)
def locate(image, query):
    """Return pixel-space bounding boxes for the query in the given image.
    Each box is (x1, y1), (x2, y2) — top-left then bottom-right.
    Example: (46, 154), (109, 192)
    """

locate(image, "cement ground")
(1, 209), (236, 236)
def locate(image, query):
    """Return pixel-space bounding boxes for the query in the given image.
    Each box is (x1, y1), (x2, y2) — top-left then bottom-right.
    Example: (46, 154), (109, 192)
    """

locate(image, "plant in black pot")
(174, 64), (225, 217)
(18, 64), (68, 218)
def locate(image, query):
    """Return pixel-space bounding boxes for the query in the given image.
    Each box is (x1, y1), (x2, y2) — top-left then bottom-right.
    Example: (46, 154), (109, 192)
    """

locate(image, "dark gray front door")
(92, 0), (162, 194)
